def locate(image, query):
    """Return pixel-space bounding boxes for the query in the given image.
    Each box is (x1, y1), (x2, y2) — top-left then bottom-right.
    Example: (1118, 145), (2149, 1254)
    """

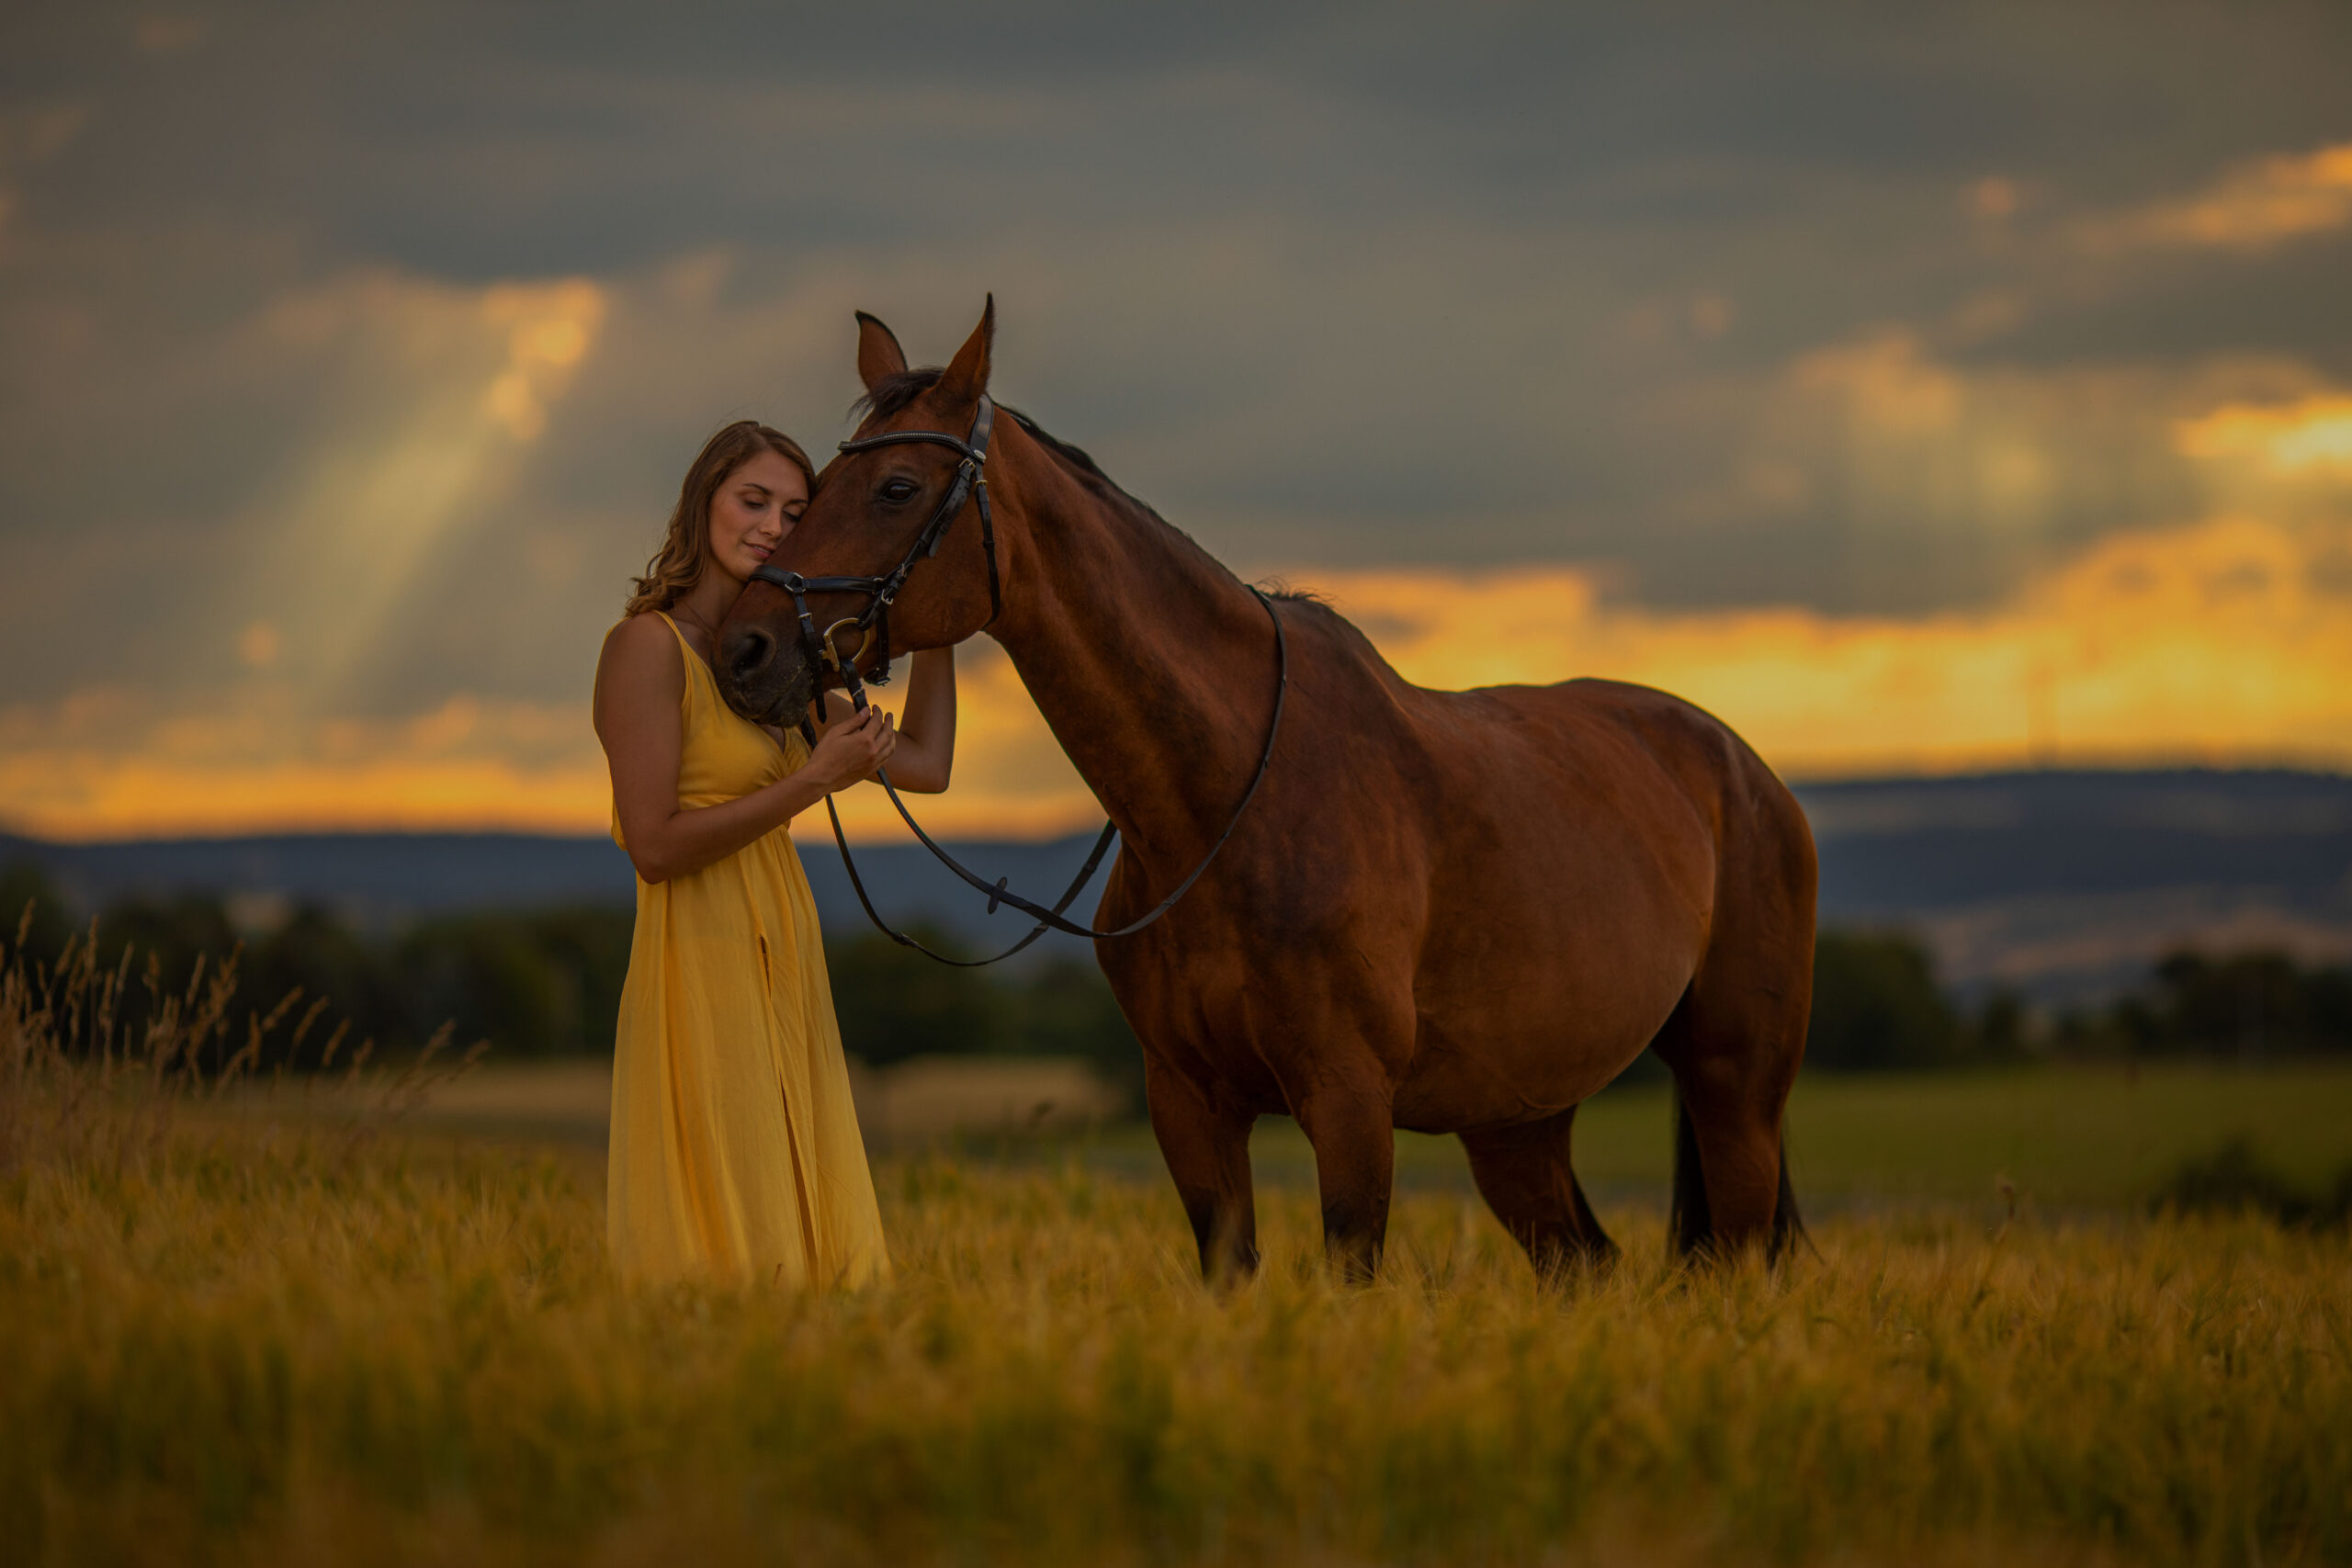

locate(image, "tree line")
(1809, 930), (2352, 1069)
(6, 860), (2346, 1083)
(0, 862), (1136, 1090)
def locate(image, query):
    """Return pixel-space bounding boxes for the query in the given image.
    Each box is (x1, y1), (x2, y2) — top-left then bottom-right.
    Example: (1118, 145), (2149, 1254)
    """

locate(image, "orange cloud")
(2086, 141), (2352, 252)
(0, 693), (611, 840)
(1308, 513), (2352, 781)
(6, 514), (2349, 846)
(2176, 396), (2352, 472)
(478, 279), (604, 441)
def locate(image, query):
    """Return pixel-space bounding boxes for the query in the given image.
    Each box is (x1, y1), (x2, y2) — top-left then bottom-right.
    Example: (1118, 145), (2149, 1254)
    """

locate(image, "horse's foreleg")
(1143, 1057), (1260, 1283)
(1295, 1080), (1396, 1284)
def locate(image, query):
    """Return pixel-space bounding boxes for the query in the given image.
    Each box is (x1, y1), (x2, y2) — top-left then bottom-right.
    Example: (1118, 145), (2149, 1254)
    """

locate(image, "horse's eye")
(880, 479), (919, 503)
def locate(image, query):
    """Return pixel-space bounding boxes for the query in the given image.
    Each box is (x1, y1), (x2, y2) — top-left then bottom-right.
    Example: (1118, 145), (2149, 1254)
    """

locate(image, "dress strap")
(654, 612), (710, 680)
(655, 610), (797, 767)
(653, 612), (721, 712)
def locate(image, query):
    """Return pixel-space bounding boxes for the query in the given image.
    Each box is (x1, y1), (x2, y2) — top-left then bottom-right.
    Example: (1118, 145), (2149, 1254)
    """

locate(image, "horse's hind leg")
(1649, 761), (1815, 1263)
(1143, 1056), (1260, 1282)
(1461, 1107), (1616, 1280)
(1651, 969), (1809, 1263)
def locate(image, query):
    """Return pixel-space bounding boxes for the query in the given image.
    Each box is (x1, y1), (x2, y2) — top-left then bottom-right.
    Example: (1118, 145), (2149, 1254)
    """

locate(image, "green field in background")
(368, 1058), (2352, 1213)
(1048, 1063), (2352, 1212)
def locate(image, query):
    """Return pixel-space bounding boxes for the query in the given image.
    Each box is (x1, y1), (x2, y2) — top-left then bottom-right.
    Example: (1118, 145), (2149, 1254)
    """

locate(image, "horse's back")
(1414, 672), (1815, 925)
(1284, 601), (1810, 910)
(1451, 675), (1801, 826)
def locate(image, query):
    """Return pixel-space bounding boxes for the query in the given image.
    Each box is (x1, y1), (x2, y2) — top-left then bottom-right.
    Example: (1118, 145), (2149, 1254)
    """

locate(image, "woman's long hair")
(624, 420), (818, 616)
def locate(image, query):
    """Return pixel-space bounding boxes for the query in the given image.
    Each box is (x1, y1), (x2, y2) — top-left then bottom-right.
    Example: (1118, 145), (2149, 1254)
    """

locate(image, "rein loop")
(814, 587), (1287, 966)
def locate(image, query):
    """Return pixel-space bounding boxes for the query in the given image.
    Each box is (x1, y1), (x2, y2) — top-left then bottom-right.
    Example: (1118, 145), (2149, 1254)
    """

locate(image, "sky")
(2, 0), (2349, 840)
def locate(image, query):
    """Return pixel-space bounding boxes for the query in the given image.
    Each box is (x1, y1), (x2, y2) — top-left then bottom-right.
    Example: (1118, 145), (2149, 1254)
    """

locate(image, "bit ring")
(820, 617), (874, 674)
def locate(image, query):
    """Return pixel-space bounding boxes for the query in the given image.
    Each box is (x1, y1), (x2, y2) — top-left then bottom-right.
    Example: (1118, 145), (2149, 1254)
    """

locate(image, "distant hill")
(0, 824), (1123, 964)
(6, 768), (2349, 1002)
(1798, 770), (2352, 1000)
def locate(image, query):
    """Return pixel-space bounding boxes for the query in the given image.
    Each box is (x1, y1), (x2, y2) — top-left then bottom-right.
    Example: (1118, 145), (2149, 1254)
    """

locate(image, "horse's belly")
(1393, 976), (1680, 1130)
(1395, 882), (1702, 1130)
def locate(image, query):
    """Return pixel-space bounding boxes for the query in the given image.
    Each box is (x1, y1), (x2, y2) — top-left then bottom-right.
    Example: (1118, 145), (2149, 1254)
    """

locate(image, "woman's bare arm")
(594, 615), (896, 885)
(878, 648), (956, 793)
(793, 647), (956, 794)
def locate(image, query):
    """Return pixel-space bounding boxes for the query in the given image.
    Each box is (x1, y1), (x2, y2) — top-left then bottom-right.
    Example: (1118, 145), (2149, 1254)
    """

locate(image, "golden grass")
(6, 934), (2350, 1565)
(5, 1106), (2349, 1565)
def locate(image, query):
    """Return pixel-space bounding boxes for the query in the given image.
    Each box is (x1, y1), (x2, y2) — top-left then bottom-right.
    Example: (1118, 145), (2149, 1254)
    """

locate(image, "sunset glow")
(2176, 397), (2352, 472)
(6, 513), (2346, 845)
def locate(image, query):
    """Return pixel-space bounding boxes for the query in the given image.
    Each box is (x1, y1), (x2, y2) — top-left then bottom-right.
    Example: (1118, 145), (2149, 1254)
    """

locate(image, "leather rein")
(748, 393), (1289, 968)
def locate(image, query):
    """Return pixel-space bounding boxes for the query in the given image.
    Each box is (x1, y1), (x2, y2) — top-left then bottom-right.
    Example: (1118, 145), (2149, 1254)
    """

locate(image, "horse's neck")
(988, 437), (1278, 870)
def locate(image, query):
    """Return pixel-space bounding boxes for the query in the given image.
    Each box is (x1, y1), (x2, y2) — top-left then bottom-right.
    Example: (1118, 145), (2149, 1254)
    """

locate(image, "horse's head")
(716, 300), (1002, 729)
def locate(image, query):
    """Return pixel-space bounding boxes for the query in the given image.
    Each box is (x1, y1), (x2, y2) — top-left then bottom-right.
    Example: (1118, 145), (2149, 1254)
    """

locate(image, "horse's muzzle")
(716, 622), (814, 729)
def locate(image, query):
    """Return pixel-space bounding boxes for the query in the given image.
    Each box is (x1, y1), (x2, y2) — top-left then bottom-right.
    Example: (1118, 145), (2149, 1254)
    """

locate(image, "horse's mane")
(849, 367), (1325, 607)
(850, 366), (1173, 531)
(847, 367), (948, 423)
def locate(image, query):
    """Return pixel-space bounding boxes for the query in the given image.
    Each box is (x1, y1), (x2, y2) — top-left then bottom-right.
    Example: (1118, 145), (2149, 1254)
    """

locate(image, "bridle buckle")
(819, 617), (874, 675)
(746, 392), (1002, 698)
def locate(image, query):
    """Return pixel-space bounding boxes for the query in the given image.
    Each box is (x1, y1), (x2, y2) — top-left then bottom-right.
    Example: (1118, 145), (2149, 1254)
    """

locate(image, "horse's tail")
(1668, 1088), (1808, 1263)
(1770, 1134), (1807, 1262)
(1668, 1087), (1711, 1256)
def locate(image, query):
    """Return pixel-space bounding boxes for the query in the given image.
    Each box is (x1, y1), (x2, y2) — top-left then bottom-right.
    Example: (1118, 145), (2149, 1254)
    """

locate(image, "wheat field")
(6, 942), (2350, 1566)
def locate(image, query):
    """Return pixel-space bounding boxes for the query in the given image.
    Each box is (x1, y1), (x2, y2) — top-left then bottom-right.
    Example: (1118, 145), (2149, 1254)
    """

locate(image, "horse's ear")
(936, 295), (994, 405)
(855, 311), (908, 392)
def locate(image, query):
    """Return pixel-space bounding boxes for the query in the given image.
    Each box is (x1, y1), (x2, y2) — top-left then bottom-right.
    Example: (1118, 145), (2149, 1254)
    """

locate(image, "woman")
(593, 419), (956, 1288)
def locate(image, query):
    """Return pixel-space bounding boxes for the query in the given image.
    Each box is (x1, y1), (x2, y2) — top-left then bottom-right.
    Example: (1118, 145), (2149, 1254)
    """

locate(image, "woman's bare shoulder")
(596, 613), (685, 697)
(603, 611), (679, 660)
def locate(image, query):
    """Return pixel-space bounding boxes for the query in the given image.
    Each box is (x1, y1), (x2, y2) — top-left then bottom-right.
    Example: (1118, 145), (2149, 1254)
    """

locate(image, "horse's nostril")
(727, 626), (774, 681)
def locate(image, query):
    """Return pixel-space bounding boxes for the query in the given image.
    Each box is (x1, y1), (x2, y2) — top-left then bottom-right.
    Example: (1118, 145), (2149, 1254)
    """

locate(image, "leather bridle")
(747, 393), (1001, 693)
(743, 392), (1288, 968)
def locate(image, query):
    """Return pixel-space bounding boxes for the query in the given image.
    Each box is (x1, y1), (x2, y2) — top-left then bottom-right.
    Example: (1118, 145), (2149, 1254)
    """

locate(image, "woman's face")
(707, 449), (809, 584)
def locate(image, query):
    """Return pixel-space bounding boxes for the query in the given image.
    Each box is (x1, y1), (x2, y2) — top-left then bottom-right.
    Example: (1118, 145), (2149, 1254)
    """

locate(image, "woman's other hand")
(806, 706), (898, 792)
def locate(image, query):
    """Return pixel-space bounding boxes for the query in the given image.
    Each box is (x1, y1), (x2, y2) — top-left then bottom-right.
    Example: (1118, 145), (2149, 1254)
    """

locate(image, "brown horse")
(717, 302), (1815, 1282)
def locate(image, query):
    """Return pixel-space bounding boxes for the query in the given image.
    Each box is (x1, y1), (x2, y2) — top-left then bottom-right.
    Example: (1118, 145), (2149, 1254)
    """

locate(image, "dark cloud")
(2, 0), (2349, 716)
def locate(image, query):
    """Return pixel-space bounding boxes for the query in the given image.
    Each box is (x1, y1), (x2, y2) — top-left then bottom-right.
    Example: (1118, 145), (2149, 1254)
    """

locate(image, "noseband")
(746, 393), (1001, 693)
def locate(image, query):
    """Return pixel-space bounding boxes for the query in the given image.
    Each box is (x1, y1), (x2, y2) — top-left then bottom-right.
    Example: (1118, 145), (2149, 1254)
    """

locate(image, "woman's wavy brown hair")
(624, 420), (818, 616)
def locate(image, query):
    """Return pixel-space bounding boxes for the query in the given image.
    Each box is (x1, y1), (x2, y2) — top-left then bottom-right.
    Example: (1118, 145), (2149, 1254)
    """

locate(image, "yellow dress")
(605, 613), (890, 1289)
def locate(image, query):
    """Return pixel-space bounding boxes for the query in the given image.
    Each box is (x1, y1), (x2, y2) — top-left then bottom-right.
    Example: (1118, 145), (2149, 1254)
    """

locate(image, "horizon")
(11, 764), (2347, 1006)
(4, 759), (2346, 849)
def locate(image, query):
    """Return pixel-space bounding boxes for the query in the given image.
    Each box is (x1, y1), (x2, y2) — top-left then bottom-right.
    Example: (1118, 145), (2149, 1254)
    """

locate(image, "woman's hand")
(804, 705), (898, 793)
(801, 647), (955, 794)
